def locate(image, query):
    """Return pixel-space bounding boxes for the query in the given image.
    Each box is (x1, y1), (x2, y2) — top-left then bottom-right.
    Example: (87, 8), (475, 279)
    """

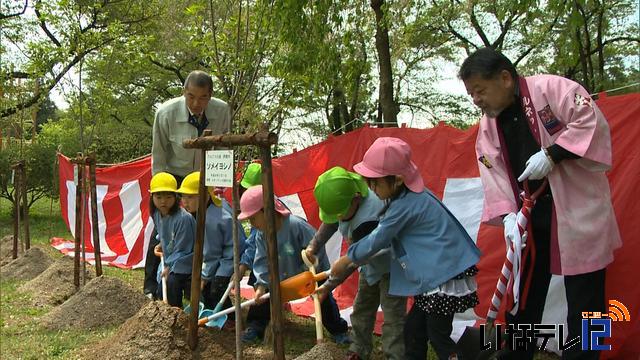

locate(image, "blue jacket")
(347, 189), (480, 297)
(339, 192), (390, 286)
(239, 198), (291, 269)
(253, 215), (329, 288)
(202, 200), (246, 280)
(153, 207), (195, 275)
(240, 227), (258, 268)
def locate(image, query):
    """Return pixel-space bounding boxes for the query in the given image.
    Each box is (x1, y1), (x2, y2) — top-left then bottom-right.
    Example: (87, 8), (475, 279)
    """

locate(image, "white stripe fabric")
(120, 180), (144, 256)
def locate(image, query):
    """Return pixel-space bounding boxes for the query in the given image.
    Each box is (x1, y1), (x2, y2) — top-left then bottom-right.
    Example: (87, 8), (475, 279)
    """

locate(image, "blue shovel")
(201, 282), (234, 329)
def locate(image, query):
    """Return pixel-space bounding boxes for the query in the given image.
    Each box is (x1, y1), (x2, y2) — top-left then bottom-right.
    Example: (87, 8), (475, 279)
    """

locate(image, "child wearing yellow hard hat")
(177, 171), (246, 328)
(149, 172), (195, 307)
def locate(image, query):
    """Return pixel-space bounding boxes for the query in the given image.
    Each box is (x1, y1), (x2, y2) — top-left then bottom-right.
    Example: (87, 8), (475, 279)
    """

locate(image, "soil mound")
(294, 342), (347, 360)
(1, 235), (17, 266)
(80, 301), (241, 359)
(1, 246), (53, 281)
(42, 276), (149, 330)
(80, 301), (350, 359)
(18, 256), (94, 306)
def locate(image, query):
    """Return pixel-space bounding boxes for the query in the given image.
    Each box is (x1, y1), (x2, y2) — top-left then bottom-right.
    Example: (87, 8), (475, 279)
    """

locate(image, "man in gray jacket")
(145, 70), (231, 299)
(151, 70), (231, 184)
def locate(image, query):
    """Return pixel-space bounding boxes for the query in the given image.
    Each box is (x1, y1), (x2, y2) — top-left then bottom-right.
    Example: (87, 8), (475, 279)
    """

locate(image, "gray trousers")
(349, 273), (407, 360)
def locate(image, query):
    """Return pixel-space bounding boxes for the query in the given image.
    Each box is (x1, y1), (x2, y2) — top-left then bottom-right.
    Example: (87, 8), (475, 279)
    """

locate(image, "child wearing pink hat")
(331, 137), (481, 360)
(237, 185), (350, 344)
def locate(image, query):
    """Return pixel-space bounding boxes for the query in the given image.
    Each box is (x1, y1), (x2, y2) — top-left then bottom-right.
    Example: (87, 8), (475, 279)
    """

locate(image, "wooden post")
(11, 162), (22, 259)
(231, 161), (243, 360)
(260, 142), (285, 360)
(20, 163), (30, 250)
(88, 154), (103, 277)
(182, 129), (280, 356)
(188, 130), (212, 350)
(72, 153), (84, 288)
(80, 157), (87, 285)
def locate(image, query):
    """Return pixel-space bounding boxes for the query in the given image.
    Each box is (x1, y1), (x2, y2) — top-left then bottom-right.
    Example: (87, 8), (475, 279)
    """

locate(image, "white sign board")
(205, 150), (234, 187)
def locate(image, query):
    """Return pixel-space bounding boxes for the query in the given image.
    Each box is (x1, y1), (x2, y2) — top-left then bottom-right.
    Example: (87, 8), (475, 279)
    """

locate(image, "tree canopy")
(2, 0), (638, 160)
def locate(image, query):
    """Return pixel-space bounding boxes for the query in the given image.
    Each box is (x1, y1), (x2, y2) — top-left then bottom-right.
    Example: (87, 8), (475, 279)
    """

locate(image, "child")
(237, 185), (350, 344)
(307, 166), (406, 360)
(150, 172), (196, 307)
(176, 172), (245, 319)
(330, 137), (481, 360)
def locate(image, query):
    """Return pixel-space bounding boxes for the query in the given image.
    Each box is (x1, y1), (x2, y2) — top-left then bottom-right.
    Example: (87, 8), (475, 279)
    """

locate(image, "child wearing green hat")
(305, 166), (406, 360)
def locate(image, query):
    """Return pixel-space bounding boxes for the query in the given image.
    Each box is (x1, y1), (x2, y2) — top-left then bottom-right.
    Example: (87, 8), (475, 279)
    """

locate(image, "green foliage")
(0, 139), (59, 209)
(3, 0), (638, 165)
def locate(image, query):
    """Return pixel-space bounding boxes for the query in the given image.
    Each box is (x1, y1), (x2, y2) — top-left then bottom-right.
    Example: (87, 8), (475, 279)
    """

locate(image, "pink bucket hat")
(237, 185), (290, 220)
(353, 137), (424, 193)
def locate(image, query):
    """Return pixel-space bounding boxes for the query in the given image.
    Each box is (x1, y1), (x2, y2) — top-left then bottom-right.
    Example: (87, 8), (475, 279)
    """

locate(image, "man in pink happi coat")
(460, 47), (621, 360)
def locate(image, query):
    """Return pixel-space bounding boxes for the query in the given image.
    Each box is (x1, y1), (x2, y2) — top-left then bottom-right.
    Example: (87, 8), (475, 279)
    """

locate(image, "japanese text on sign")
(205, 150), (234, 187)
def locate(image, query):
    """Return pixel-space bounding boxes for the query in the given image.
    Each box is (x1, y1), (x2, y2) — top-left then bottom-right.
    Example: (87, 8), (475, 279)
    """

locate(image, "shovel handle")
(217, 282), (233, 308)
(313, 270), (331, 282)
(198, 293), (271, 326)
(161, 255), (168, 304)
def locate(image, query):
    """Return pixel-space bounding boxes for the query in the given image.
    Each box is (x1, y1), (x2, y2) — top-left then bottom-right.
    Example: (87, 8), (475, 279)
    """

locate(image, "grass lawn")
(0, 195), (559, 359)
(0, 195), (141, 359)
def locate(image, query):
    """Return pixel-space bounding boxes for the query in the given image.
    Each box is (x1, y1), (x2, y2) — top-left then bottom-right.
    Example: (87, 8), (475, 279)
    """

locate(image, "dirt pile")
(18, 256), (94, 306)
(42, 276), (149, 330)
(1, 235), (17, 266)
(80, 301), (241, 359)
(294, 342), (347, 360)
(0, 247), (53, 281)
(79, 300), (350, 359)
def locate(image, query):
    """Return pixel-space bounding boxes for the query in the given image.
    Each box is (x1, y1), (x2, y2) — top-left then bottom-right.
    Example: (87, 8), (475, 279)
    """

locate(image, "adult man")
(459, 47), (621, 359)
(145, 70), (231, 299)
(151, 70), (231, 183)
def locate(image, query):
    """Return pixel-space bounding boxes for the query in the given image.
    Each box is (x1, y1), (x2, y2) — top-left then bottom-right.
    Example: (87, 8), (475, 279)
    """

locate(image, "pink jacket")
(476, 75), (621, 275)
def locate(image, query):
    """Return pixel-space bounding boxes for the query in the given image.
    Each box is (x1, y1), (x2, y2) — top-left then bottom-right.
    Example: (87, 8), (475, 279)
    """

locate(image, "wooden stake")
(20, 163), (30, 250)
(231, 160), (243, 360)
(80, 159), (87, 285)
(182, 128), (282, 358)
(72, 153), (84, 288)
(260, 141), (285, 360)
(188, 130), (212, 350)
(88, 154), (103, 277)
(11, 162), (22, 260)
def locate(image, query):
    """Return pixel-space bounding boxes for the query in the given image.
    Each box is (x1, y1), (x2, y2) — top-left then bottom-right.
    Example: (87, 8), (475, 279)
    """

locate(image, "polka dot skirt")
(415, 266), (480, 316)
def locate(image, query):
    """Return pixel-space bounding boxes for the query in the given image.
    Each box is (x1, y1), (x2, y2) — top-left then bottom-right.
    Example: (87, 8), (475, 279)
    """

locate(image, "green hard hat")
(314, 166), (368, 224)
(241, 163), (262, 189)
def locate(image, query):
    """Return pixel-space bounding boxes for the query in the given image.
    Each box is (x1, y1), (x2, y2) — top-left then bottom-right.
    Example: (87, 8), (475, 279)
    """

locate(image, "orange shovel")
(198, 269), (330, 327)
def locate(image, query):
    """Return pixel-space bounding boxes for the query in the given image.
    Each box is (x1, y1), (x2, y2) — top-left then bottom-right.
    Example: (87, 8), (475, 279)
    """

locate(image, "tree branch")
(8, 71), (33, 79)
(1, 43), (106, 118)
(468, 4), (491, 47)
(148, 57), (185, 84)
(0, 0), (28, 20)
(34, 1), (61, 47)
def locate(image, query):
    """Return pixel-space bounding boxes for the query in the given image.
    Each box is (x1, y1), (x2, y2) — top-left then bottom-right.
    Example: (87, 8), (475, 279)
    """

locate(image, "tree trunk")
(371, 0), (398, 127)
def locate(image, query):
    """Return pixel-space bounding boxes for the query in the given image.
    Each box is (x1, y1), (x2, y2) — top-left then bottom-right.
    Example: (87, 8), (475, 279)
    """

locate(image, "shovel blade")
(279, 270), (329, 302)
(206, 314), (228, 329)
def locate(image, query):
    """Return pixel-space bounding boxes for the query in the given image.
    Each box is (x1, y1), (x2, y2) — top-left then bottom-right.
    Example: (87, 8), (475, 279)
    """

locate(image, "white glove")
(517, 148), (553, 182)
(502, 212), (518, 248)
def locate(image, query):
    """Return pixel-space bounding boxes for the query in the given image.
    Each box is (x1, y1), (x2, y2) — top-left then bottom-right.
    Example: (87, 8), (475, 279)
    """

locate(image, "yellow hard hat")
(176, 172), (200, 195)
(149, 172), (178, 193)
(176, 171), (223, 207)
